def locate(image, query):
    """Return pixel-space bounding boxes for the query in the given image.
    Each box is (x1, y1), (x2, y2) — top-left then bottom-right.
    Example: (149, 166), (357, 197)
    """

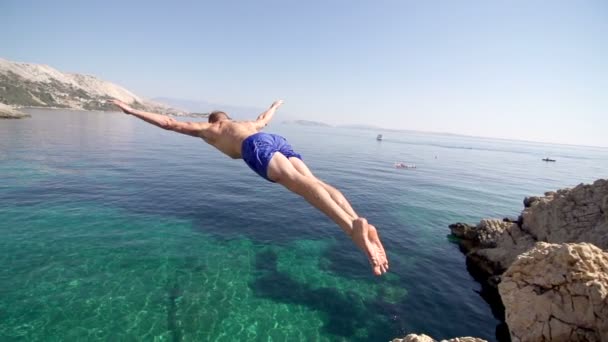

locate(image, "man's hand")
(112, 99), (135, 114)
(255, 100), (283, 129)
(271, 100), (284, 109)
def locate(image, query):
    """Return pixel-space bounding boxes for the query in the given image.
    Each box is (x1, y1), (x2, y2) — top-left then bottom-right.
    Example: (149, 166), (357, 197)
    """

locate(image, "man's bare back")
(199, 120), (259, 159)
(112, 99), (389, 276)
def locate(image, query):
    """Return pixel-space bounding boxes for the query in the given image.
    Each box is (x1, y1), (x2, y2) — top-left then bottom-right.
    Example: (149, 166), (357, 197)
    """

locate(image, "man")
(112, 99), (389, 275)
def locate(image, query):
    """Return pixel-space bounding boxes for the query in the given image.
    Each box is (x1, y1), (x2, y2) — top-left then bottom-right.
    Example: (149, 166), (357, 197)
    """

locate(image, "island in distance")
(282, 120), (383, 130)
(282, 119), (332, 127)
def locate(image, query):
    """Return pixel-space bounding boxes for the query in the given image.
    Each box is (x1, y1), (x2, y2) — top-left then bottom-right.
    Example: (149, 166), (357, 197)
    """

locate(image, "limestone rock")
(450, 218), (536, 276)
(449, 222), (478, 240)
(498, 242), (608, 341)
(451, 179), (608, 278)
(475, 219), (512, 248)
(450, 219), (514, 249)
(469, 221), (537, 275)
(392, 334), (436, 342)
(521, 179), (608, 250)
(0, 103), (30, 119)
(444, 179), (608, 342)
(392, 334), (487, 342)
(523, 196), (540, 208)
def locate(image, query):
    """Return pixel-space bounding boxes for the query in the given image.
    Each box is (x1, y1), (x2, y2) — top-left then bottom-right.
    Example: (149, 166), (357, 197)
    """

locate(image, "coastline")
(18, 105), (209, 118)
(0, 103), (30, 119)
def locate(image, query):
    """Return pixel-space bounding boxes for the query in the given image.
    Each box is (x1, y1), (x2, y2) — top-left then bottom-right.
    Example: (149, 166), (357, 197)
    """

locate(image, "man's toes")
(373, 250), (388, 274)
(373, 265), (383, 276)
(369, 252), (387, 275)
(374, 265), (388, 275)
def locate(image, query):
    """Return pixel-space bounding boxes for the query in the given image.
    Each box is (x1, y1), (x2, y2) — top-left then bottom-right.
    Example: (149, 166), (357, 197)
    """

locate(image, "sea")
(1, 109), (607, 341)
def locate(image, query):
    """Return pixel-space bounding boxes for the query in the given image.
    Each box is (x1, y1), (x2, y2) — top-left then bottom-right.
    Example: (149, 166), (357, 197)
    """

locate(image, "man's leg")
(287, 157), (388, 274)
(288, 157), (359, 218)
(266, 153), (388, 275)
(268, 154), (355, 235)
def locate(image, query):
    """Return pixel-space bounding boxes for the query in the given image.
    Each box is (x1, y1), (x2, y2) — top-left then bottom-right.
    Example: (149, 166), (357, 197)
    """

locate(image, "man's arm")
(254, 100), (283, 129)
(112, 100), (209, 137)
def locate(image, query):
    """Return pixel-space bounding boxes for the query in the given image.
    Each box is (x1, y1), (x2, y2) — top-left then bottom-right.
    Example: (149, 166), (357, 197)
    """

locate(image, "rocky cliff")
(450, 179), (608, 278)
(499, 242), (608, 341)
(449, 179), (608, 341)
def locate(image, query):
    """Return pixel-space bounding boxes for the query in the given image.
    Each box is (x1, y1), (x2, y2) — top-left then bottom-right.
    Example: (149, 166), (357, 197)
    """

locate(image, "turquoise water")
(1, 110), (607, 341)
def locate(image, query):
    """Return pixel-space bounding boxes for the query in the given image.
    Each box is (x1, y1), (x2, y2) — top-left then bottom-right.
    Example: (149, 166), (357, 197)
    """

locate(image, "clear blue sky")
(2, 0), (607, 146)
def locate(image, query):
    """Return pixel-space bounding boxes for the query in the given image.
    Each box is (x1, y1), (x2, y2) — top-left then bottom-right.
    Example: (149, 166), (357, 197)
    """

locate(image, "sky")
(1, 0), (607, 147)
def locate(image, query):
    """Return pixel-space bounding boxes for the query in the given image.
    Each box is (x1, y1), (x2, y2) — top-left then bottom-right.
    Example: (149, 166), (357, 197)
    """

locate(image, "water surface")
(1, 109), (607, 341)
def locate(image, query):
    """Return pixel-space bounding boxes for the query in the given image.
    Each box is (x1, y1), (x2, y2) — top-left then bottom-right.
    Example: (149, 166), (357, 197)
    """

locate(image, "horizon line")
(284, 119), (608, 150)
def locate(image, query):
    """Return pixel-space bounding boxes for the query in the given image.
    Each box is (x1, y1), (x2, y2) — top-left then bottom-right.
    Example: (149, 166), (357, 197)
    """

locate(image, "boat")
(395, 162), (416, 169)
(376, 134), (383, 141)
(542, 158), (556, 162)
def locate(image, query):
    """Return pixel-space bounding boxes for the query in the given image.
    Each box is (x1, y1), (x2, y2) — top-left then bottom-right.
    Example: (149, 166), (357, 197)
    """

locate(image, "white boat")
(376, 134), (383, 141)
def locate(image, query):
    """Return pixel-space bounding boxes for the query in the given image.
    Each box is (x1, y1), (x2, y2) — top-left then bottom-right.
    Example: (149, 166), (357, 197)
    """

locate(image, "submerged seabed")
(1, 203), (411, 341)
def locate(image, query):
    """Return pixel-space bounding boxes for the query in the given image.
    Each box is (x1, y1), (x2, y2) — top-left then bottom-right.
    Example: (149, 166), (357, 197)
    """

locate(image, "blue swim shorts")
(241, 132), (302, 182)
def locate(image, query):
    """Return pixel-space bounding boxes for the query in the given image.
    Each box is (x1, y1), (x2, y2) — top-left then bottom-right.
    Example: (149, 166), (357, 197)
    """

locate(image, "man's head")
(208, 111), (230, 123)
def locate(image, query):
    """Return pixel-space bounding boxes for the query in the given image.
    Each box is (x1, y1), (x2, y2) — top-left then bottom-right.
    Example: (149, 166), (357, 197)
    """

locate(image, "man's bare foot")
(351, 218), (386, 276)
(367, 224), (389, 273)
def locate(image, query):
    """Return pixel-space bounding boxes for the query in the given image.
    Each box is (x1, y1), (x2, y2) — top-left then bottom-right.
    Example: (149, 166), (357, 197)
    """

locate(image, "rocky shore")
(0, 103), (30, 119)
(393, 334), (487, 342)
(447, 179), (608, 341)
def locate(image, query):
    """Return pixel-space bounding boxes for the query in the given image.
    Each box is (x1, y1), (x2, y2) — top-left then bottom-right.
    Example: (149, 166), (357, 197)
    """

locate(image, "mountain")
(0, 58), (184, 115)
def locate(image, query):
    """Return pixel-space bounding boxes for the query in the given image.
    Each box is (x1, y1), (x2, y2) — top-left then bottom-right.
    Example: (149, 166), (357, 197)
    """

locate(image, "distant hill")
(0, 58), (184, 115)
(153, 97), (265, 120)
(337, 124), (381, 130)
(282, 119), (332, 127)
